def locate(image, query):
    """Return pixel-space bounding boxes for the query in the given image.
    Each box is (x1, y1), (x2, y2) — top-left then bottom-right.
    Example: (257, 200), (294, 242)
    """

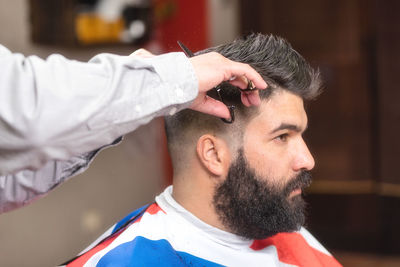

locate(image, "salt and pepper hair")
(164, 33), (322, 167)
(199, 33), (321, 101)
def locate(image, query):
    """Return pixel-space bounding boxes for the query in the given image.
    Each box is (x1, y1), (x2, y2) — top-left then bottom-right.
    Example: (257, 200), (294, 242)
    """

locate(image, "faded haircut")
(164, 33), (322, 170)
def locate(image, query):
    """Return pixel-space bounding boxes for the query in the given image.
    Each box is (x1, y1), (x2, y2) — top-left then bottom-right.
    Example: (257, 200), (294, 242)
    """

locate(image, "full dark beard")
(213, 149), (312, 240)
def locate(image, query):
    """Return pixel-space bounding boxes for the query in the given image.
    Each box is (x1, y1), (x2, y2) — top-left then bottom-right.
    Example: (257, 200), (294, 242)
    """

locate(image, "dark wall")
(240, 0), (400, 254)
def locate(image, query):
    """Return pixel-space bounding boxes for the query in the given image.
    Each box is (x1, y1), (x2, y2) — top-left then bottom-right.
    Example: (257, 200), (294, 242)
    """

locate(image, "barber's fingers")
(228, 76), (247, 89)
(224, 62), (267, 90)
(228, 75), (256, 90)
(190, 92), (259, 119)
(131, 48), (155, 58)
(219, 57), (266, 111)
(189, 95), (231, 119)
(229, 75), (264, 107)
(228, 75), (262, 107)
(241, 90), (261, 107)
(190, 52), (267, 95)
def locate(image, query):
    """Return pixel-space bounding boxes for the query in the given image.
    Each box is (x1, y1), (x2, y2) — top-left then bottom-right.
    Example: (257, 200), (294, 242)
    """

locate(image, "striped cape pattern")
(63, 187), (342, 267)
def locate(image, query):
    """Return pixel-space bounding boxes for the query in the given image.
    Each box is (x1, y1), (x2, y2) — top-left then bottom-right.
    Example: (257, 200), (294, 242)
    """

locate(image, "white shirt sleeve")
(0, 137), (121, 213)
(0, 44), (198, 175)
(0, 44), (198, 213)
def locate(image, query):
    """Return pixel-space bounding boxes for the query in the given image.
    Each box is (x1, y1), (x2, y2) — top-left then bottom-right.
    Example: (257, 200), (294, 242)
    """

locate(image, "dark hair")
(165, 33), (321, 164)
(199, 33), (321, 101)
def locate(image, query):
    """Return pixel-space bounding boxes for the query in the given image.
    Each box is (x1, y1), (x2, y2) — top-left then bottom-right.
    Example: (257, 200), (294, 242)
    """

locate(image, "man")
(0, 45), (266, 213)
(63, 33), (342, 266)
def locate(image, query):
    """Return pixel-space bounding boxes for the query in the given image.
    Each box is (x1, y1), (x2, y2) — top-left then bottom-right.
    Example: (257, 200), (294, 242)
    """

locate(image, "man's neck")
(172, 174), (227, 232)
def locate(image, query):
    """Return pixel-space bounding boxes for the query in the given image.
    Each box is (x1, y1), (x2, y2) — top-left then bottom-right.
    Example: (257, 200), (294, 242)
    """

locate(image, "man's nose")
(293, 139), (315, 171)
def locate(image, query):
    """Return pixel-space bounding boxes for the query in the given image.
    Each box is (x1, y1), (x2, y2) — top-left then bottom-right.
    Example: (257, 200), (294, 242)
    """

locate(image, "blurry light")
(81, 210), (102, 233)
(129, 20), (146, 39)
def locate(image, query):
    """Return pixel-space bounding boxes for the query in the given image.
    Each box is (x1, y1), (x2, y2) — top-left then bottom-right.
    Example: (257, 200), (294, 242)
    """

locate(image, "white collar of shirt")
(155, 185), (254, 250)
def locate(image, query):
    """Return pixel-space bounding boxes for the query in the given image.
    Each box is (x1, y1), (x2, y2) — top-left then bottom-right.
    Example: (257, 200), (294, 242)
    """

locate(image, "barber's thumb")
(131, 48), (154, 58)
(192, 96), (231, 119)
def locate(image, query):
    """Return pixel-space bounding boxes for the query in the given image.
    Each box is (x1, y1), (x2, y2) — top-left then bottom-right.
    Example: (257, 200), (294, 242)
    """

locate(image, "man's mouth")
(289, 188), (302, 198)
(284, 170), (312, 198)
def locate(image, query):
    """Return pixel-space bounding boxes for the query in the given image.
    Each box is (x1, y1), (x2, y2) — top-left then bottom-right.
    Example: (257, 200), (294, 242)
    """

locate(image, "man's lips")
(289, 188), (302, 198)
(284, 170), (312, 198)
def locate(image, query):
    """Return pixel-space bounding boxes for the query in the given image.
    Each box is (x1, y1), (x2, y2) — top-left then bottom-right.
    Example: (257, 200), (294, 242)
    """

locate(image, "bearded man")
(63, 33), (342, 267)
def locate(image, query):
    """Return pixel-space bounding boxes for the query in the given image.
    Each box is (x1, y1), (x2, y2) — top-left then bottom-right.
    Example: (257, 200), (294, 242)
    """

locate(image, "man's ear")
(196, 134), (230, 176)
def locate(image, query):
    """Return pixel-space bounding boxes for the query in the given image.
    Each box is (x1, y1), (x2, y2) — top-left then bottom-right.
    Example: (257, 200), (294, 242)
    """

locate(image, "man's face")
(213, 90), (315, 239)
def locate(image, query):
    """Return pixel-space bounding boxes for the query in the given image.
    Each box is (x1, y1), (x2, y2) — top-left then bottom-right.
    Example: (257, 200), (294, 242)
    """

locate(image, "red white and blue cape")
(63, 186), (342, 267)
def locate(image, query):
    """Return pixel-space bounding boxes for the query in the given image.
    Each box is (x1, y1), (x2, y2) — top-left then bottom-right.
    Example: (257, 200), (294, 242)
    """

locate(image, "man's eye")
(275, 134), (288, 142)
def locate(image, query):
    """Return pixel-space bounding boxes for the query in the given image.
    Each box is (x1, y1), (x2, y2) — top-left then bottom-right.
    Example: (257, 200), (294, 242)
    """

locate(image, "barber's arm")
(0, 137), (121, 213)
(0, 45), (198, 175)
(0, 44), (266, 213)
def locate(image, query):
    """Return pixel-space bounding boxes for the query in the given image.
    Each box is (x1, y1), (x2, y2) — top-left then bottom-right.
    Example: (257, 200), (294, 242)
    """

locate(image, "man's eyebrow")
(269, 123), (307, 134)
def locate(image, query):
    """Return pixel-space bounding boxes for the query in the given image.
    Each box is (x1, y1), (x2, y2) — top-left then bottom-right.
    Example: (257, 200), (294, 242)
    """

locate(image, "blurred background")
(0, 0), (399, 266)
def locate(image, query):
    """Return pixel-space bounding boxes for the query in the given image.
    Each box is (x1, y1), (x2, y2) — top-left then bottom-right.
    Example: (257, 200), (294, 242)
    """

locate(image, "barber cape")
(63, 186), (342, 267)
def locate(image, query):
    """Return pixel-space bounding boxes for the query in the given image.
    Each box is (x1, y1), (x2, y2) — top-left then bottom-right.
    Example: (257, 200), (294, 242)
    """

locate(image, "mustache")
(283, 171), (312, 197)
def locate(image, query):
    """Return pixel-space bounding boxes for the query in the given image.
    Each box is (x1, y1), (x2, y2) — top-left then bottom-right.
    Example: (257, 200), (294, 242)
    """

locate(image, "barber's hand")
(132, 49), (268, 119)
(131, 48), (154, 58)
(189, 52), (267, 119)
